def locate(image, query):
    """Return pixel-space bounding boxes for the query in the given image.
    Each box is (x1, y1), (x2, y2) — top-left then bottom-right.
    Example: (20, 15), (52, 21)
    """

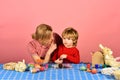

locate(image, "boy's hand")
(60, 54), (67, 59)
(55, 58), (63, 64)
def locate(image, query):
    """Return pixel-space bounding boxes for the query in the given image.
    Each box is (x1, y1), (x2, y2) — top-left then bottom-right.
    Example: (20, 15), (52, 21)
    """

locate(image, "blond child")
(28, 24), (57, 64)
(52, 27), (80, 64)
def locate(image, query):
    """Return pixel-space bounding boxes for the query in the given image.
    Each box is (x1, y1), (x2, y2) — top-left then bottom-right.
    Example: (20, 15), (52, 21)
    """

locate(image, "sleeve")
(27, 41), (44, 64)
(27, 41), (37, 54)
(66, 49), (80, 64)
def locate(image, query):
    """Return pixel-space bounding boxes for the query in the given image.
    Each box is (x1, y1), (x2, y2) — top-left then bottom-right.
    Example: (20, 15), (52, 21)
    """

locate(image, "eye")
(65, 37), (70, 39)
(63, 38), (66, 39)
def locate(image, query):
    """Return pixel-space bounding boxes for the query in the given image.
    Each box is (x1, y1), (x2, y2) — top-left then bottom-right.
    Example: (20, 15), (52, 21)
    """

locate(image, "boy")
(52, 27), (80, 64)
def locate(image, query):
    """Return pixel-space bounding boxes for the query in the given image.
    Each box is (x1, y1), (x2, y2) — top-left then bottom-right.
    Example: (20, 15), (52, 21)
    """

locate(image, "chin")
(64, 45), (72, 48)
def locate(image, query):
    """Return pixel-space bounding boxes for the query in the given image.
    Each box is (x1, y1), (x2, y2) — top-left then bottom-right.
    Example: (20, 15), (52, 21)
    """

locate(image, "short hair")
(32, 24), (52, 45)
(62, 27), (79, 46)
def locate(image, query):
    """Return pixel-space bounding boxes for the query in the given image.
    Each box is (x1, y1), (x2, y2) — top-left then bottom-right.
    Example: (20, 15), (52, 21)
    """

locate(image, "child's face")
(62, 38), (74, 48)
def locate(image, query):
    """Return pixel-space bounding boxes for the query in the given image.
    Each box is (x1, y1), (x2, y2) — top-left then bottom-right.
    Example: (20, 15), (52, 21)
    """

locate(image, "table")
(0, 63), (115, 80)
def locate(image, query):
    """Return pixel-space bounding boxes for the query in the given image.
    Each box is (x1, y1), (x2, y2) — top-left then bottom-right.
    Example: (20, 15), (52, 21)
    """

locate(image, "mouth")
(64, 44), (71, 48)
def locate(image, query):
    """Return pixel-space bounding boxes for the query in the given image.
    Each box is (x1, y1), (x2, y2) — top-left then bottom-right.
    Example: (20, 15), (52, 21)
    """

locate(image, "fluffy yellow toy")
(15, 59), (27, 72)
(99, 44), (120, 67)
(113, 70), (120, 80)
(3, 62), (17, 70)
(3, 60), (27, 72)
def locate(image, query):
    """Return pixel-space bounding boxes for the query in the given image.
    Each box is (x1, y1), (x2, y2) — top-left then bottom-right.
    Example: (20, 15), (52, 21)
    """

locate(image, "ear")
(99, 44), (104, 49)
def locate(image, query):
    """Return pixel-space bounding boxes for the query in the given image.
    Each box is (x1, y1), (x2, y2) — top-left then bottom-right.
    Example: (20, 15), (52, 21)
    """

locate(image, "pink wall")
(0, 0), (120, 63)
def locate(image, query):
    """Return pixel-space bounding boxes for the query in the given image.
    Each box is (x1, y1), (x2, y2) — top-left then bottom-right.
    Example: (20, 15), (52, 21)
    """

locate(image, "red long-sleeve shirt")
(51, 44), (80, 64)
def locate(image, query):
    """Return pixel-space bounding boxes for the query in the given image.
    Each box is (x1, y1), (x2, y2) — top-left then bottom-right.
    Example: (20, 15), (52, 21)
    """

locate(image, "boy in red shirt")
(52, 27), (80, 64)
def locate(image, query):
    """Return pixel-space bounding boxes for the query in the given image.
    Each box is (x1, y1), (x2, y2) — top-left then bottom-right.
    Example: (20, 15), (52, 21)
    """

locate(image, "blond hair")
(62, 27), (78, 46)
(32, 24), (52, 45)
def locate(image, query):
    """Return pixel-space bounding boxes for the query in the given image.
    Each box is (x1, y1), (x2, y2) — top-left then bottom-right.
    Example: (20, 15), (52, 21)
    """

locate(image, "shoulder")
(28, 39), (38, 44)
(72, 47), (79, 52)
(28, 39), (40, 47)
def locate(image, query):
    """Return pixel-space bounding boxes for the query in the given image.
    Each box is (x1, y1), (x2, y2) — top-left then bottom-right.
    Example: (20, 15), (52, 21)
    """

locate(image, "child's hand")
(48, 42), (57, 55)
(32, 54), (43, 64)
(60, 54), (67, 59)
(55, 58), (63, 64)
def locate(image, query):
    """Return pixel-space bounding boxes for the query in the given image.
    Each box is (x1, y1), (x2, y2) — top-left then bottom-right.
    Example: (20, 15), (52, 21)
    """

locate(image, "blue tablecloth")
(0, 63), (115, 80)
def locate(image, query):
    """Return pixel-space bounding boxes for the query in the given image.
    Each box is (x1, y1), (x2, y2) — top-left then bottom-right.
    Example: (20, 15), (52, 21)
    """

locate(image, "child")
(51, 27), (80, 64)
(27, 24), (57, 64)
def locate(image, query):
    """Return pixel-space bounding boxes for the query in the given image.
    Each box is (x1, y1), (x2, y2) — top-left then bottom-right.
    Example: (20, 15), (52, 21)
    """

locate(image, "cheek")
(62, 39), (65, 43)
(69, 40), (73, 44)
(66, 40), (73, 44)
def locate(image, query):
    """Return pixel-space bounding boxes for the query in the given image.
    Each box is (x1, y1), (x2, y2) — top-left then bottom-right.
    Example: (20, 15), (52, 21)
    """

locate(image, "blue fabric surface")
(0, 63), (115, 80)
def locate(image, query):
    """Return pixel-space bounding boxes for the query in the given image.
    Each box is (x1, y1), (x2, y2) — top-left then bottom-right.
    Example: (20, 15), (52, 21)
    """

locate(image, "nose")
(63, 38), (68, 43)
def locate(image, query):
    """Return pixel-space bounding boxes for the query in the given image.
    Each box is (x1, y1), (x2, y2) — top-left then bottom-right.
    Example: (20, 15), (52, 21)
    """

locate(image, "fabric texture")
(52, 44), (80, 64)
(0, 63), (115, 80)
(28, 39), (50, 58)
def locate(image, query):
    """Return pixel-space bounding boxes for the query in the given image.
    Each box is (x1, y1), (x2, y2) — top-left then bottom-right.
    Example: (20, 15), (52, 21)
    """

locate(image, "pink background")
(0, 0), (120, 63)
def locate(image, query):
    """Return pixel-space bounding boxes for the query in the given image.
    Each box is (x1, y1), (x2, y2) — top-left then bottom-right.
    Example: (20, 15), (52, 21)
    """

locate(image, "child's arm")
(28, 41), (43, 64)
(60, 50), (80, 64)
(67, 51), (80, 64)
(54, 58), (63, 64)
(43, 42), (57, 64)
(60, 54), (67, 59)
(32, 43), (57, 64)
(32, 53), (44, 64)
